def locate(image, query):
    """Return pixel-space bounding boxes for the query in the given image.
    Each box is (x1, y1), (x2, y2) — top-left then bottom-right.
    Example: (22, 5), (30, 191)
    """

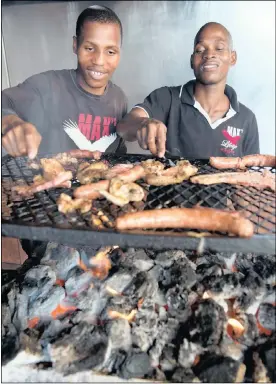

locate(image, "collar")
(179, 79), (240, 112)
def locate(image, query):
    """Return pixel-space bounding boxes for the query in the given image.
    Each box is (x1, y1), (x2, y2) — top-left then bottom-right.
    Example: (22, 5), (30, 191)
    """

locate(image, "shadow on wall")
(1, 0), (275, 155)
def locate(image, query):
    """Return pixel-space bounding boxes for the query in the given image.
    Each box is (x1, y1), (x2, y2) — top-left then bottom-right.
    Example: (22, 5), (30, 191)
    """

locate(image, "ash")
(2, 246), (275, 383)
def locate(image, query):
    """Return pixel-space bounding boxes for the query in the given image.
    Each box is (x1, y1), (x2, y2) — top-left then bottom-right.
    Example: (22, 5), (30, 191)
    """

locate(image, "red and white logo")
(220, 126), (243, 154)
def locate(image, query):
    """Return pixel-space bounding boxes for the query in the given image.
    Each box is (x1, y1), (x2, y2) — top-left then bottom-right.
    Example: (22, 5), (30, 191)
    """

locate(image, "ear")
(230, 50), (237, 67)
(73, 36), (77, 55)
(190, 54), (194, 70)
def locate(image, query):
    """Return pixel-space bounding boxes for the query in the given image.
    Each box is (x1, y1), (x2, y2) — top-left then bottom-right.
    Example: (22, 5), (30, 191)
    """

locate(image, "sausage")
(115, 207), (254, 238)
(73, 180), (109, 199)
(65, 149), (102, 160)
(210, 157), (242, 169)
(241, 154), (276, 168)
(104, 164), (134, 179)
(116, 165), (146, 182)
(190, 171), (275, 191)
(210, 155), (276, 170)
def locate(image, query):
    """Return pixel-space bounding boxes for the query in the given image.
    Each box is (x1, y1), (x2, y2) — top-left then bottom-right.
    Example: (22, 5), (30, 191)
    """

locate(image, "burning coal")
(2, 245), (275, 382)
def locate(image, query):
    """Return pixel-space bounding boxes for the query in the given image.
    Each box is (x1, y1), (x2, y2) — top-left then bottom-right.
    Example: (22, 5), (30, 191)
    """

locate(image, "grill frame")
(2, 154), (275, 254)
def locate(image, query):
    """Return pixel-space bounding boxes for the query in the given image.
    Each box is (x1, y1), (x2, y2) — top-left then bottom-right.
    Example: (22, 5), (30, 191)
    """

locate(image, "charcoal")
(119, 351), (153, 380)
(257, 303), (276, 332)
(102, 319), (132, 372)
(166, 285), (190, 319)
(160, 258), (197, 289)
(65, 271), (93, 297)
(149, 317), (180, 367)
(193, 354), (246, 383)
(253, 351), (271, 383)
(259, 342), (276, 383)
(204, 273), (243, 300)
(178, 338), (203, 369)
(12, 290), (29, 331)
(132, 303), (159, 352)
(159, 343), (177, 371)
(147, 264), (163, 280)
(188, 299), (226, 348)
(41, 243), (80, 281)
(28, 286), (65, 320)
(253, 255), (276, 284)
(70, 286), (107, 321)
(171, 367), (200, 383)
(132, 250), (154, 271)
(23, 265), (56, 303)
(2, 303), (12, 327)
(155, 251), (175, 268)
(196, 263), (223, 279)
(104, 271), (135, 295)
(41, 318), (73, 342)
(49, 322), (107, 374)
(1, 322), (19, 365)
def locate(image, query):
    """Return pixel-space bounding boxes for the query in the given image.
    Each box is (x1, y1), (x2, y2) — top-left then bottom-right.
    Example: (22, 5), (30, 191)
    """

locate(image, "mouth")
(201, 62), (219, 72)
(87, 70), (108, 81)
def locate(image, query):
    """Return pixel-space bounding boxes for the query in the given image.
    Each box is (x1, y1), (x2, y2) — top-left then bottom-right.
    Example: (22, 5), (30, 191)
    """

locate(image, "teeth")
(92, 71), (103, 75)
(204, 65), (217, 68)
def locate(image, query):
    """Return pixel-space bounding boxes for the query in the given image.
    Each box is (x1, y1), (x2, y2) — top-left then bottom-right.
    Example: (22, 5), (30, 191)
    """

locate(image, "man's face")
(73, 21), (121, 95)
(191, 25), (236, 86)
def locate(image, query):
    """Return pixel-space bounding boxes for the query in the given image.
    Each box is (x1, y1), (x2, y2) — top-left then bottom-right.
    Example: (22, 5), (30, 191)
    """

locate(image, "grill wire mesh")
(2, 154), (275, 240)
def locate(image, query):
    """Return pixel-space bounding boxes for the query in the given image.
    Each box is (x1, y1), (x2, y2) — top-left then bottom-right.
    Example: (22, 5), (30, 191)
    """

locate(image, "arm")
(2, 73), (50, 158)
(243, 114), (260, 155)
(116, 87), (172, 157)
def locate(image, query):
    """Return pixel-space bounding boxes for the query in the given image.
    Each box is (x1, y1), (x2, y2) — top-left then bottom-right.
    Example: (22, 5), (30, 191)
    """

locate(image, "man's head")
(190, 22), (237, 86)
(73, 5), (122, 95)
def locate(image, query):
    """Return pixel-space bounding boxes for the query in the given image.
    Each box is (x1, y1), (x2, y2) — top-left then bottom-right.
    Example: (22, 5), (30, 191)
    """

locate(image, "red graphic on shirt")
(78, 114), (117, 141)
(220, 126), (244, 155)
(222, 130), (241, 145)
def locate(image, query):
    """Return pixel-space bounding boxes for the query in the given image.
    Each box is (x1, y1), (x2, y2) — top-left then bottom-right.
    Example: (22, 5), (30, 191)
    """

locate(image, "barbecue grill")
(2, 154), (275, 254)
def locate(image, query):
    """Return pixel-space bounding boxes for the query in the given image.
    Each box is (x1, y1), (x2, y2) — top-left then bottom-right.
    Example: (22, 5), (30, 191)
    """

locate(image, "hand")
(137, 118), (167, 157)
(2, 115), (41, 159)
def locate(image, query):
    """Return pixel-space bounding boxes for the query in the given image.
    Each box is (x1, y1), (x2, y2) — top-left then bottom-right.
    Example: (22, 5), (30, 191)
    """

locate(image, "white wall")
(2, 1), (275, 154)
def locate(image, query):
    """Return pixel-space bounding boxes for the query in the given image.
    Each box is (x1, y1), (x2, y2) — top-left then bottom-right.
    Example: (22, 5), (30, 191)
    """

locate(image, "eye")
(195, 47), (204, 54)
(107, 50), (117, 55)
(85, 47), (94, 52)
(216, 46), (225, 51)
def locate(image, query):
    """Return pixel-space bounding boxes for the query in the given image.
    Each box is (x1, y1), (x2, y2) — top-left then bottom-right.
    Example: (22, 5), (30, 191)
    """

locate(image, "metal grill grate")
(2, 154), (275, 254)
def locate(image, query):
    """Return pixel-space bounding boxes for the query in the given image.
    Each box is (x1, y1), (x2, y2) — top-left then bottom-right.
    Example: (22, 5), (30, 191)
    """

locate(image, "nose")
(203, 49), (217, 60)
(92, 50), (105, 66)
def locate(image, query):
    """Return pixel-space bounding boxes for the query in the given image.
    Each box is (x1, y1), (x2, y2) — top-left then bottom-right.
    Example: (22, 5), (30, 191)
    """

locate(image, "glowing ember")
(227, 318), (245, 339)
(51, 303), (77, 319)
(108, 309), (137, 322)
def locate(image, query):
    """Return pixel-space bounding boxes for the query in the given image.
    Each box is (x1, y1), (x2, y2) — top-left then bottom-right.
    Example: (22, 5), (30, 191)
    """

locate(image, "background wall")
(2, 0), (275, 154)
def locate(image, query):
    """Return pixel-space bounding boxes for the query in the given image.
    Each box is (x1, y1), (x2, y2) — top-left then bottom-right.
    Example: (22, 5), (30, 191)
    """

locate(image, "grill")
(2, 154), (275, 254)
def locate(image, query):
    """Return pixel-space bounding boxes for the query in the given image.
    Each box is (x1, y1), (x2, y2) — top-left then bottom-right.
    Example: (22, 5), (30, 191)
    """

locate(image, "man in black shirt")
(117, 22), (260, 158)
(2, 5), (127, 158)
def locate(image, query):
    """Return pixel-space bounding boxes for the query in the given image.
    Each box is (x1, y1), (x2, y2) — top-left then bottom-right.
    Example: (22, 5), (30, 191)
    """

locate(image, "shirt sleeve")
(2, 73), (50, 132)
(134, 87), (172, 123)
(243, 113), (260, 155)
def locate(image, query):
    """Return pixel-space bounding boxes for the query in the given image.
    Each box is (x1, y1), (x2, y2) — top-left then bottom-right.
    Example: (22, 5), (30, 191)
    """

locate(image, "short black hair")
(76, 5), (123, 45)
(194, 22), (233, 50)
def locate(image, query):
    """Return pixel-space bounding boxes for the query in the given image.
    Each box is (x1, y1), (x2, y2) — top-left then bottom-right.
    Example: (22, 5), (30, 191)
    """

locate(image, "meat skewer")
(115, 207), (254, 237)
(210, 154), (276, 170)
(190, 170), (275, 192)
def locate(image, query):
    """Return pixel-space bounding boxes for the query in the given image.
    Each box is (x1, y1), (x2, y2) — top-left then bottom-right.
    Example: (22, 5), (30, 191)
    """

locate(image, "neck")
(76, 69), (106, 96)
(194, 80), (228, 113)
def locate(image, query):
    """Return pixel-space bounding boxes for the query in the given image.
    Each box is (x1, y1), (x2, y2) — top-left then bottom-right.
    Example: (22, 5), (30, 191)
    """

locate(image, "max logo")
(222, 126), (243, 145)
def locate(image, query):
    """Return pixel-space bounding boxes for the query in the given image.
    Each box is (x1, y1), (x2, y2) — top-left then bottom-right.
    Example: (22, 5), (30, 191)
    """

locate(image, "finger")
(147, 124), (157, 155)
(2, 135), (16, 157)
(24, 125), (41, 159)
(156, 125), (167, 158)
(5, 130), (21, 157)
(137, 127), (148, 150)
(13, 126), (28, 156)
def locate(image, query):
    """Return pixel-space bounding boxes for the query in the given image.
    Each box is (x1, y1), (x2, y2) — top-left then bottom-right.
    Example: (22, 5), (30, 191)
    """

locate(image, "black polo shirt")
(135, 80), (260, 158)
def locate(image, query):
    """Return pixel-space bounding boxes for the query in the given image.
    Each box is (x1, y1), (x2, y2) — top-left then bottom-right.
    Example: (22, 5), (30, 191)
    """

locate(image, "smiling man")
(117, 22), (260, 158)
(2, 5), (127, 158)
